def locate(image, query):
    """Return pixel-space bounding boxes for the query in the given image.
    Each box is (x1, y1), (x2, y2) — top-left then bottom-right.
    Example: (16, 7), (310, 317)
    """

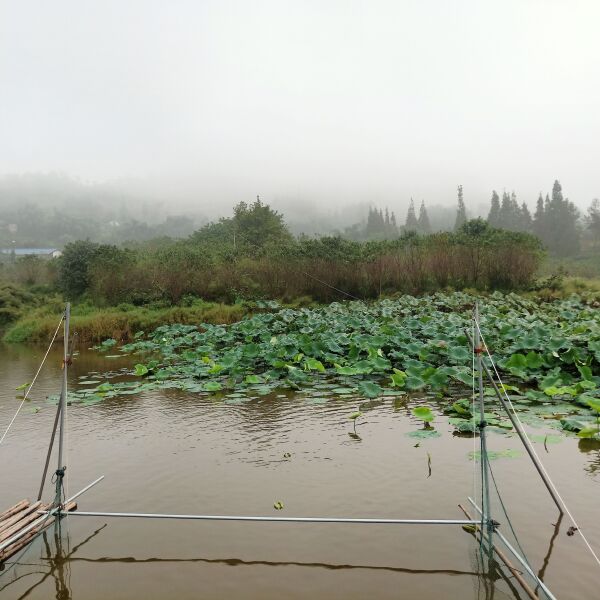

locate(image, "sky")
(1, 0), (599, 213)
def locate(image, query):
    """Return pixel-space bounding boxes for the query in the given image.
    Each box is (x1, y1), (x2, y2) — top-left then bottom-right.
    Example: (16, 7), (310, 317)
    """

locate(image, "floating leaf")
(406, 429), (441, 439)
(134, 364), (149, 376)
(469, 449), (521, 460)
(203, 381), (222, 392)
(357, 381), (382, 399)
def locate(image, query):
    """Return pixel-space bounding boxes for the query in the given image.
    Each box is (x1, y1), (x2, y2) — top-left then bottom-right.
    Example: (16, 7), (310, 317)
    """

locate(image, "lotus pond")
(74, 292), (600, 440)
(1, 291), (599, 599)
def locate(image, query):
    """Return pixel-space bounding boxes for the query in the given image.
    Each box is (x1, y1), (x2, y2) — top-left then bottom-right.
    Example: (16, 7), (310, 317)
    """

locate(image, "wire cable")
(471, 309), (477, 506)
(0, 315), (64, 446)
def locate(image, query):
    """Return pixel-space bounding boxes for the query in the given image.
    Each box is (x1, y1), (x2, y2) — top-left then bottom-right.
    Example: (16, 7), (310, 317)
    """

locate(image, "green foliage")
(412, 406), (435, 423)
(190, 197), (292, 257)
(58, 240), (132, 300)
(0, 283), (41, 326)
(4, 198), (545, 310)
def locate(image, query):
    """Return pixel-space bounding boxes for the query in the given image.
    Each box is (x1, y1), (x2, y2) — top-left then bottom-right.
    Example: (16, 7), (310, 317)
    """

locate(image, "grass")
(538, 253), (600, 279)
(526, 275), (600, 303)
(3, 301), (250, 343)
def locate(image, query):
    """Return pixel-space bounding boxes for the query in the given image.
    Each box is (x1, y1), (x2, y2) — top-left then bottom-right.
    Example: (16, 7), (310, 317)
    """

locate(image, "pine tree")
(533, 193), (545, 239)
(539, 180), (580, 256)
(383, 207), (397, 239)
(454, 185), (467, 230)
(586, 199), (600, 246)
(498, 191), (511, 229)
(405, 198), (419, 231)
(487, 191), (500, 227)
(509, 192), (521, 230)
(366, 208), (377, 238)
(417, 200), (431, 234)
(520, 202), (532, 232)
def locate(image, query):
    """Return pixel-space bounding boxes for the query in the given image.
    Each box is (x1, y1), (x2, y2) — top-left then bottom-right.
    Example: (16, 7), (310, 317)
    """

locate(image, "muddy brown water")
(0, 345), (598, 599)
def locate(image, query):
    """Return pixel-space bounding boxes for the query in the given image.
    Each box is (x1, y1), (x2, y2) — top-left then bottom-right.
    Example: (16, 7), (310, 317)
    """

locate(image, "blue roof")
(0, 248), (59, 255)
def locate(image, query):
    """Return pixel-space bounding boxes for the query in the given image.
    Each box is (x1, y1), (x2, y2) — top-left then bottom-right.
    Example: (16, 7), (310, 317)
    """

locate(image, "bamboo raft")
(0, 500), (77, 564)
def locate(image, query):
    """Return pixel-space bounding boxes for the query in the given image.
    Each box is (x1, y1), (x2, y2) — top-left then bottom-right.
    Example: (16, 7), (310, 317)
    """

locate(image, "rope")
(0, 315), (64, 446)
(475, 321), (600, 570)
(301, 271), (363, 301)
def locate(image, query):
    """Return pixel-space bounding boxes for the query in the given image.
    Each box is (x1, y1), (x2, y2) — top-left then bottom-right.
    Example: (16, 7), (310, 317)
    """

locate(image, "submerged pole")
(458, 504), (541, 600)
(474, 303), (492, 543)
(55, 303), (70, 509)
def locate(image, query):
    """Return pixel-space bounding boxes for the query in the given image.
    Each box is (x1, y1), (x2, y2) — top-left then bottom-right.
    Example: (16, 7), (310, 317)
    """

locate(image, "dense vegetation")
(2, 179), (599, 343)
(66, 293), (600, 440)
(49, 204), (541, 307)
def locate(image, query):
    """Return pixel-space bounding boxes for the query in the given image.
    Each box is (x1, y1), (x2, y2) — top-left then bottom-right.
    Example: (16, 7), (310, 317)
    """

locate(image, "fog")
(1, 0), (599, 216)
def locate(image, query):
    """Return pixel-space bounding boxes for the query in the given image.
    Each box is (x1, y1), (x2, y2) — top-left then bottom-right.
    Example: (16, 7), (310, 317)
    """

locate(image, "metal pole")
(55, 303), (70, 508)
(464, 329), (563, 513)
(37, 403), (61, 501)
(474, 303), (492, 542)
(52, 512), (480, 525)
(467, 497), (557, 600)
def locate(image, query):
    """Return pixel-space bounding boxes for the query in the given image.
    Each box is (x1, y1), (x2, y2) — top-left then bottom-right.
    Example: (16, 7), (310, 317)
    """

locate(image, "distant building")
(0, 248), (62, 259)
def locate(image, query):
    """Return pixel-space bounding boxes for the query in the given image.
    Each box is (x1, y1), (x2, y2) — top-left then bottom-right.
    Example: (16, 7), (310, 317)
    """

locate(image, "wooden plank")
(0, 501), (77, 564)
(0, 500), (29, 524)
(0, 506), (46, 544)
(0, 501), (42, 535)
(0, 527), (40, 562)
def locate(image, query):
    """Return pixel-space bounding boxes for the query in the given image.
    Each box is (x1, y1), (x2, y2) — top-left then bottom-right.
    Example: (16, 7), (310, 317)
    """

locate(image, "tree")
(533, 193), (545, 239)
(58, 240), (100, 298)
(232, 196), (292, 252)
(487, 191), (500, 227)
(585, 198), (600, 246)
(520, 202), (533, 232)
(405, 198), (419, 232)
(454, 185), (467, 230)
(383, 207), (398, 238)
(58, 240), (129, 298)
(417, 200), (431, 234)
(191, 197), (292, 255)
(542, 180), (580, 256)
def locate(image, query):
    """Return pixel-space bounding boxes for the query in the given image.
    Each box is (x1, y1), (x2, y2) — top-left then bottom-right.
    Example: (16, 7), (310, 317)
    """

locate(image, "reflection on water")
(0, 344), (599, 599)
(578, 438), (600, 476)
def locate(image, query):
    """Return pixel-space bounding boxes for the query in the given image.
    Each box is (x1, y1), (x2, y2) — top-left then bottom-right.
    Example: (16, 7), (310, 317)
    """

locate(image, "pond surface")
(0, 344), (599, 599)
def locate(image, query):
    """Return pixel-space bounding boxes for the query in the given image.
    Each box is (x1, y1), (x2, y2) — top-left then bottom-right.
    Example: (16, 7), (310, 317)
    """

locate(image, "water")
(0, 344), (598, 599)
